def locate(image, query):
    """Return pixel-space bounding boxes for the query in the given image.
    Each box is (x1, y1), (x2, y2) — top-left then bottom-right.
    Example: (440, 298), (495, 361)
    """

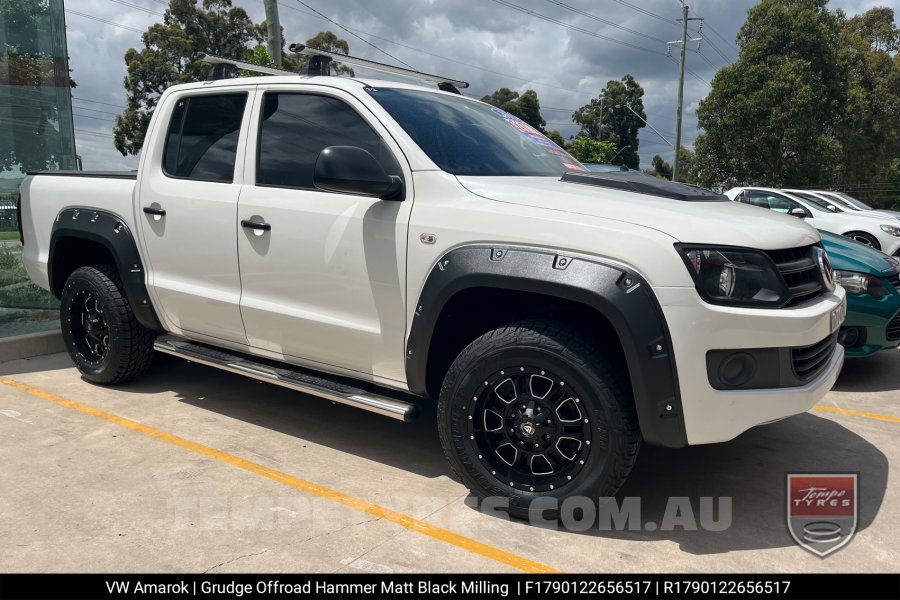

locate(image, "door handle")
(143, 206), (166, 216)
(241, 219), (271, 232)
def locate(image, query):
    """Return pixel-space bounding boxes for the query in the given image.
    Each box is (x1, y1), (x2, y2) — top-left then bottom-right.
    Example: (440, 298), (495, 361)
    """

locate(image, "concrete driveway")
(1, 348), (897, 573)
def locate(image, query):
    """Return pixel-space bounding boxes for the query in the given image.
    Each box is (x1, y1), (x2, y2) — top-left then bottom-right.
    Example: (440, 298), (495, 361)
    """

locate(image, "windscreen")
(367, 87), (585, 176)
(834, 192), (873, 210)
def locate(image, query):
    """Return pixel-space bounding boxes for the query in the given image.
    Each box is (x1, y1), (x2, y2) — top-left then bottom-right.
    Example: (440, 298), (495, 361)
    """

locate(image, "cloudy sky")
(64, 0), (889, 170)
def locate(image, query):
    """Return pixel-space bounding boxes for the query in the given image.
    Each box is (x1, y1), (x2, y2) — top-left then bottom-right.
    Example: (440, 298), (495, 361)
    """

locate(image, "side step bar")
(153, 337), (416, 422)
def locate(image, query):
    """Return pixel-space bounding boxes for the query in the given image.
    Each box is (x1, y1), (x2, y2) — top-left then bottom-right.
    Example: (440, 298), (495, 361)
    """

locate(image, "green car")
(820, 230), (900, 357)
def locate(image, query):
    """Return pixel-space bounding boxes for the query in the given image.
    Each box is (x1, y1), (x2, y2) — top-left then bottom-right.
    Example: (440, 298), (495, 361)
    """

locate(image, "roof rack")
(288, 44), (469, 94)
(199, 53), (300, 78)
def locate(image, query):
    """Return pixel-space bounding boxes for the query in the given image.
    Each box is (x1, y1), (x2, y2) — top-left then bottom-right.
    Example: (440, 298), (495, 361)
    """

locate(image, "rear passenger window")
(257, 93), (400, 189)
(163, 94), (247, 183)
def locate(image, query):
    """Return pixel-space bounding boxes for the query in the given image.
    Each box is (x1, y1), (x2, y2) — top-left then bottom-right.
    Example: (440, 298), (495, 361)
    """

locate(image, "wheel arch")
(406, 245), (687, 448)
(49, 208), (163, 331)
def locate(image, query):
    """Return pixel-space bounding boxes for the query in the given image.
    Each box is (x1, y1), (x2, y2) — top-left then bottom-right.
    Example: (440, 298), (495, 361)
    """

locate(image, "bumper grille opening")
(887, 272), (900, 294)
(791, 332), (838, 382)
(765, 245), (826, 307)
(887, 313), (900, 342)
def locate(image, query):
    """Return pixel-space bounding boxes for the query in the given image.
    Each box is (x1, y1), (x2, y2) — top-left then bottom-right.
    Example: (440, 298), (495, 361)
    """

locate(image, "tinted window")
(256, 93), (400, 189)
(367, 87), (584, 177)
(163, 94), (247, 182)
(747, 190), (801, 213)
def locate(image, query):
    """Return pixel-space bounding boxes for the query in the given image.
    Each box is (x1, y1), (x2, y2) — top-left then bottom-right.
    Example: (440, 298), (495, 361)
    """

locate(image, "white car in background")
(726, 187), (900, 256)
(784, 189), (900, 221)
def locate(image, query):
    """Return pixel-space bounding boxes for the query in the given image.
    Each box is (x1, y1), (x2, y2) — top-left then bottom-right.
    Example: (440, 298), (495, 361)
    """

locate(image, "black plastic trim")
(706, 332), (838, 390)
(406, 246), (687, 448)
(561, 171), (728, 202)
(27, 170), (138, 180)
(49, 208), (164, 331)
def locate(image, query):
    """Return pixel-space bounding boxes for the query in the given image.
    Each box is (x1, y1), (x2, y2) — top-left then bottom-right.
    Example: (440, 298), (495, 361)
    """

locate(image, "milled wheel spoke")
(530, 453), (555, 475)
(469, 366), (593, 491)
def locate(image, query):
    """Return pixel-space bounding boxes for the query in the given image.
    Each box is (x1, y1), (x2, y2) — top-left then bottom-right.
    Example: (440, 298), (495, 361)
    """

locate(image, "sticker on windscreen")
(561, 162), (587, 171)
(491, 106), (564, 152)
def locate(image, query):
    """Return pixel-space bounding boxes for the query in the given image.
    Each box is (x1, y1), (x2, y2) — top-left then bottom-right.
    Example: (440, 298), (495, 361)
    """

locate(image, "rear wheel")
(844, 231), (880, 250)
(60, 265), (155, 384)
(437, 320), (640, 519)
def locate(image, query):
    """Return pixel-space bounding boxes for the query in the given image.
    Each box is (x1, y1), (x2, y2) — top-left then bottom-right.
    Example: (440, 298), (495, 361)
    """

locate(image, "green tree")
(288, 31), (354, 76)
(565, 137), (616, 164)
(572, 75), (645, 169)
(544, 130), (565, 148)
(650, 155), (673, 179)
(481, 87), (546, 131)
(642, 148), (700, 183)
(693, 0), (847, 187)
(831, 7), (900, 205)
(0, 0), (77, 172)
(113, 0), (264, 155)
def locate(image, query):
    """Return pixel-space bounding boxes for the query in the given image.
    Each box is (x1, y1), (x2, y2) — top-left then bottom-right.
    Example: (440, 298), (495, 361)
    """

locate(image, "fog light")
(718, 351), (757, 387)
(838, 327), (862, 348)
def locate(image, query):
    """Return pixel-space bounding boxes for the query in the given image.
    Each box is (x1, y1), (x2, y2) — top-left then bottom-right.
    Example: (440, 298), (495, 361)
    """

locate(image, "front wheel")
(437, 320), (640, 519)
(843, 231), (881, 250)
(60, 265), (155, 385)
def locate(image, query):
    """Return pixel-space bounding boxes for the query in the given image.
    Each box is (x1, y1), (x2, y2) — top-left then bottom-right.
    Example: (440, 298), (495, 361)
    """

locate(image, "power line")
(71, 104), (121, 117)
(609, 0), (677, 27)
(489, 0), (665, 56)
(689, 26), (732, 65)
(72, 96), (125, 109)
(73, 112), (116, 122)
(696, 50), (720, 71)
(540, 0), (668, 44)
(665, 53), (710, 87)
(108, 0), (164, 17)
(703, 20), (740, 54)
(66, 9), (145, 34)
(293, 0), (417, 70)
(74, 128), (115, 138)
(277, 2), (594, 99)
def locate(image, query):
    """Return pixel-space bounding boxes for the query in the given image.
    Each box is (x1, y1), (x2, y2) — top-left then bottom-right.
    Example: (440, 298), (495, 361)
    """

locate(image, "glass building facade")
(0, 0), (75, 337)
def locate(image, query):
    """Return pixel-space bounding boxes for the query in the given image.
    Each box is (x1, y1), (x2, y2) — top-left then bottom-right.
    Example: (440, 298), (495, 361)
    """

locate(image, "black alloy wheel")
(438, 320), (640, 519)
(69, 289), (110, 365)
(470, 366), (591, 492)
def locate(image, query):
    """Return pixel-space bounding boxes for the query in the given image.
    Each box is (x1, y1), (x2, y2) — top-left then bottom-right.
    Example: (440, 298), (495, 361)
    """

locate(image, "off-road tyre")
(438, 320), (640, 520)
(60, 264), (155, 385)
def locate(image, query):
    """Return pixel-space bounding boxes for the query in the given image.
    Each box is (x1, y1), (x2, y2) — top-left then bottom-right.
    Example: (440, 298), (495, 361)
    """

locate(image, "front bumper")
(656, 286), (846, 445)
(840, 287), (900, 358)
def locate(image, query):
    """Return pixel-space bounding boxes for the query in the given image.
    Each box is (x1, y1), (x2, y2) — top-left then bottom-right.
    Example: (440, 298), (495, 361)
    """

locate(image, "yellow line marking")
(0, 376), (560, 574)
(814, 404), (900, 424)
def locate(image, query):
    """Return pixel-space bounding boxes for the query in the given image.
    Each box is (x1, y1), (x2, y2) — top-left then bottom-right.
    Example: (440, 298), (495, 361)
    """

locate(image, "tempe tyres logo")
(787, 473), (858, 557)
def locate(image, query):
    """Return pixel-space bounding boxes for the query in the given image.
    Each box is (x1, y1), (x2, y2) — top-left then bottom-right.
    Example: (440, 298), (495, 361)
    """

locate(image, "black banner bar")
(0, 574), (897, 600)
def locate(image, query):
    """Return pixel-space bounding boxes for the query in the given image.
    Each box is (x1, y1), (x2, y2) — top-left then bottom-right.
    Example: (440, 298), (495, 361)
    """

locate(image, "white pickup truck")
(19, 54), (846, 517)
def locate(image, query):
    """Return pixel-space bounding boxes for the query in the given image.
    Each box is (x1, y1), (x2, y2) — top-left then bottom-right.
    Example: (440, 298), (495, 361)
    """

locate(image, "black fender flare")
(405, 245), (687, 448)
(49, 208), (164, 331)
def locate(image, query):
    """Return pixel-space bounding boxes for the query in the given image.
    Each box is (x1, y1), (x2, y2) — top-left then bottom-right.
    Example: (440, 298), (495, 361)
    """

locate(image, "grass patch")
(0, 245), (58, 310)
(0, 231), (19, 240)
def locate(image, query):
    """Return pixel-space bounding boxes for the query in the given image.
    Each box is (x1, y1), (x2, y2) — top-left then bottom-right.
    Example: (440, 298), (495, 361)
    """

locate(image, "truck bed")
(19, 171), (139, 293)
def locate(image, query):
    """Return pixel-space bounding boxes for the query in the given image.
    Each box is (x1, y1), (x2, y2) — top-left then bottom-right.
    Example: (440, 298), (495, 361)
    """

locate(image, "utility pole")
(668, 3), (702, 182)
(263, 0), (282, 68)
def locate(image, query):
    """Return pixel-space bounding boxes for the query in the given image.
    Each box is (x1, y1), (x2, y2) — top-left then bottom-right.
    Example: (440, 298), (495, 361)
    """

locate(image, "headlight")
(675, 245), (788, 306)
(834, 270), (890, 300)
(880, 224), (900, 237)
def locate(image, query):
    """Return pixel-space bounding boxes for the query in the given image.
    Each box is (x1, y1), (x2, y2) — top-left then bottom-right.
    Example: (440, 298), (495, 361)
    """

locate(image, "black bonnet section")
(561, 171), (728, 202)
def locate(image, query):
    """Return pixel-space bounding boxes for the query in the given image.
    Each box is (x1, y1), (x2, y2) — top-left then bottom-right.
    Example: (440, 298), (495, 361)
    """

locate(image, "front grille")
(791, 332), (838, 382)
(887, 312), (900, 342)
(765, 245), (826, 307)
(887, 272), (900, 294)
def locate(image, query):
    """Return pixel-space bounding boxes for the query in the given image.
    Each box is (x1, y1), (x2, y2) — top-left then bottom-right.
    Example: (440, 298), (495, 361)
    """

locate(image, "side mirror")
(314, 146), (403, 200)
(788, 207), (808, 218)
(826, 204), (839, 213)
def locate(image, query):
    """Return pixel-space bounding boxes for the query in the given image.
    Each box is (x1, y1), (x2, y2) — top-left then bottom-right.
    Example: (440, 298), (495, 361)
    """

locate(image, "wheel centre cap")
(518, 420), (537, 438)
